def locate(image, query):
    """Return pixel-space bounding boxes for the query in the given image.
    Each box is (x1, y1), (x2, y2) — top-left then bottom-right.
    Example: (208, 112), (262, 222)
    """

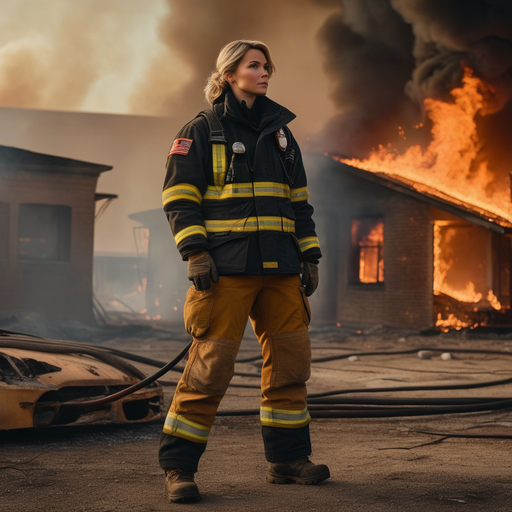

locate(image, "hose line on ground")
(5, 329), (512, 418)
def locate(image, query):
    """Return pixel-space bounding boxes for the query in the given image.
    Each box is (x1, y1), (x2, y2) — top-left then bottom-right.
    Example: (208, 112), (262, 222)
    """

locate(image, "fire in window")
(350, 217), (384, 284)
(18, 204), (71, 261)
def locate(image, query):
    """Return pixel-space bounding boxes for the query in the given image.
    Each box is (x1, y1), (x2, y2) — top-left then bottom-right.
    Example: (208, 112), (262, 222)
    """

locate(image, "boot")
(164, 469), (201, 503)
(267, 456), (330, 485)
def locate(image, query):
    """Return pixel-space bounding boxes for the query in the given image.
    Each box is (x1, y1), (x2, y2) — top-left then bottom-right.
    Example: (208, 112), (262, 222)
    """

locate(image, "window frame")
(349, 216), (385, 286)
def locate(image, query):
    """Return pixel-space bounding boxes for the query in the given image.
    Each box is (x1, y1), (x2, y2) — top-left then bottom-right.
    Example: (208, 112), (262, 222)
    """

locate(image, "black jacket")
(162, 90), (321, 275)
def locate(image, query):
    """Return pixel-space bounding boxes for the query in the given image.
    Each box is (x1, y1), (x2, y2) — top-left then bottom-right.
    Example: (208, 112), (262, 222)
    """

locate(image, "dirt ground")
(2, 320), (512, 511)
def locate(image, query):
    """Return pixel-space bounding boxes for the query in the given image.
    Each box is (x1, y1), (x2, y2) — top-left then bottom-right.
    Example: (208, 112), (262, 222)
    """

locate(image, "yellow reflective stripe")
(260, 406), (311, 428)
(174, 225), (207, 245)
(212, 144), (227, 188)
(263, 262), (278, 268)
(298, 236), (320, 253)
(162, 184), (202, 206)
(204, 183), (254, 200)
(291, 186), (309, 202)
(203, 182), (291, 201)
(163, 412), (210, 444)
(254, 182), (290, 198)
(204, 217), (295, 233)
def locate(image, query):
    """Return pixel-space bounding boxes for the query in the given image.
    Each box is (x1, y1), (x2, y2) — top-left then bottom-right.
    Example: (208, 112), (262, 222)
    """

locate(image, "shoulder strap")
(198, 109), (226, 144)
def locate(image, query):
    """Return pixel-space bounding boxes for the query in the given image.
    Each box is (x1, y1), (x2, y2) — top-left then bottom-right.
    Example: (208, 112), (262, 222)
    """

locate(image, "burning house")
(307, 153), (511, 331)
(0, 145), (113, 322)
(311, 66), (512, 332)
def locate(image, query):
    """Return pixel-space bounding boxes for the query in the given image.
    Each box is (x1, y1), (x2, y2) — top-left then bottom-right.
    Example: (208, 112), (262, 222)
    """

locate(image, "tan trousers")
(162, 275), (312, 444)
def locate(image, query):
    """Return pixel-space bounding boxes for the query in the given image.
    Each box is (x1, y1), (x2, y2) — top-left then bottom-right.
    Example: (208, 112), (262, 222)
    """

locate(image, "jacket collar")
(217, 89), (296, 132)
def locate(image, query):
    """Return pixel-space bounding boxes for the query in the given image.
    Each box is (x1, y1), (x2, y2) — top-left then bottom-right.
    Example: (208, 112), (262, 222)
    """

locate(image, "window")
(19, 204), (71, 261)
(350, 217), (384, 284)
(0, 202), (9, 259)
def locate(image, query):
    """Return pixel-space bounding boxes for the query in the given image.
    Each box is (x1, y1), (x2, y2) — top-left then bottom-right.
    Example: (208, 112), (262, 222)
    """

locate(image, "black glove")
(187, 251), (219, 291)
(301, 262), (319, 297)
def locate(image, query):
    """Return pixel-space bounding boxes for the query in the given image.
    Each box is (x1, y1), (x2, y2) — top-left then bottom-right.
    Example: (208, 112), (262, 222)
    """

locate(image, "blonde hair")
(204, 40), (275, 105)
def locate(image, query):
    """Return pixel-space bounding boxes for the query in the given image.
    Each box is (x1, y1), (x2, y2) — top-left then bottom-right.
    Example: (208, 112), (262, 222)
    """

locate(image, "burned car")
(0, 331), (163, 430)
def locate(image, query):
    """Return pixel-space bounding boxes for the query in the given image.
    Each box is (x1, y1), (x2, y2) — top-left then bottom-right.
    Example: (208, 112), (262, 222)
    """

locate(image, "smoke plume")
(316, 0), (512, 172)
(129, 0), (338, 140)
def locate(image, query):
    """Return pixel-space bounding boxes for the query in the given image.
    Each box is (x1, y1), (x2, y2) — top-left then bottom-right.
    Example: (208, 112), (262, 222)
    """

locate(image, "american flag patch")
(169, 138), (193, 156)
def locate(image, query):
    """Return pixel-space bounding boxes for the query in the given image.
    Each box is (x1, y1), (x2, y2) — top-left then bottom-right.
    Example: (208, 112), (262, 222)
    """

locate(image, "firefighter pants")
(159, 274), (313, 471)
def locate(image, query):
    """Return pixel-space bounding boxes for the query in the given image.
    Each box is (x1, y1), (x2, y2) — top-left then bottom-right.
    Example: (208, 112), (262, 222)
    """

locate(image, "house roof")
(0, 145), (112, 176)
(322, 154), (512, 235)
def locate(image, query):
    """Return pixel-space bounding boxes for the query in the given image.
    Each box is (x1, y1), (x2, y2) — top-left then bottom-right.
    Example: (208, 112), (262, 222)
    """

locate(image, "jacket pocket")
(208, 233), (250, 273)
(183, 286), (215, 338)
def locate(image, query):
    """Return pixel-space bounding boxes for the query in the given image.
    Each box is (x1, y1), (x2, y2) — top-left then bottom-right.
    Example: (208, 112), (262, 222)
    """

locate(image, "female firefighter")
(159, 39), (329, 503)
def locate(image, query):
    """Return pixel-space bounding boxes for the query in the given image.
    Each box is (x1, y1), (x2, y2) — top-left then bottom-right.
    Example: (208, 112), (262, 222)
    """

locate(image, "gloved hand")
(301, 261), (319, 297)
(187, 251), (219, 291)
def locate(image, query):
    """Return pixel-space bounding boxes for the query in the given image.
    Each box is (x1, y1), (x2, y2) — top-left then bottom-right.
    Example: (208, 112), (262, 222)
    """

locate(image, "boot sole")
(267, 469), (330, 485)
(165, 488), (201, 503)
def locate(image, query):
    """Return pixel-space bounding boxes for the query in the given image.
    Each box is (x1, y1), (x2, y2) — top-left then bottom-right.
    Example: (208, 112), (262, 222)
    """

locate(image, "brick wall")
(306, 154), (434, 330)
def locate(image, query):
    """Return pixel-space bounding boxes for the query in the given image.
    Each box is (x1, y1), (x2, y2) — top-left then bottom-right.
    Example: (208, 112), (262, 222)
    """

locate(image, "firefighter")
(159, 39), (329, 503)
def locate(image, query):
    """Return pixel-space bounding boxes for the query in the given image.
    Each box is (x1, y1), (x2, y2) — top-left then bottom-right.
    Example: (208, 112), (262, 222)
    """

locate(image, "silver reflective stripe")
(260, 406), (311, 427)
(163, 412), (210, 444)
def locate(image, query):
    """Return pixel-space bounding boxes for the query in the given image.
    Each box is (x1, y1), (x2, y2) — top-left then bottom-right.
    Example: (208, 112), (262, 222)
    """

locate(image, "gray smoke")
(129, 0), (338, 139)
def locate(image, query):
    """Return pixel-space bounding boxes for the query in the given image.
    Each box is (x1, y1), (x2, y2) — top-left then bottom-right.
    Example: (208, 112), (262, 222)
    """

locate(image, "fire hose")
(4, 329), (512, 418)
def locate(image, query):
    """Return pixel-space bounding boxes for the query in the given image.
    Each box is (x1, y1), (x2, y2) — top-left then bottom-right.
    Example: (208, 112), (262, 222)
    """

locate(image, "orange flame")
(341, 70), (512, 222)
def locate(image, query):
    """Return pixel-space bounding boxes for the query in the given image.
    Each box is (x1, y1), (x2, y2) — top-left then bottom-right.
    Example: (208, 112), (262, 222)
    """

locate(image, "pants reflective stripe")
(174, 225), (207, 245)
(260, 406), (311, 428)
(291, 186), (309, 202)
(298, 236), (320, 253)
(205, 216), (295, 233)
(163, 412), (210, 444)
(162, 184), (202, 206)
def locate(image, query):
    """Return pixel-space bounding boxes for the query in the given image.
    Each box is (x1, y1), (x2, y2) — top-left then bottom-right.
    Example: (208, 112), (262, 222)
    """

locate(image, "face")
(226, 49), (270, 102)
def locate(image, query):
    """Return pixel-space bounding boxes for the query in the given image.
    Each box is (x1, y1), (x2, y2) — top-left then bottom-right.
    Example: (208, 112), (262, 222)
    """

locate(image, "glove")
(187, 251), (219, 291)
(301, 262), (319, 297)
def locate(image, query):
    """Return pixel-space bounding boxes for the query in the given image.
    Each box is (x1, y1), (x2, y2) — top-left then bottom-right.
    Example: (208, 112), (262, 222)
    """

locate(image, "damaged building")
(309, 153), (512, 331)
(0, 145), (114, 322)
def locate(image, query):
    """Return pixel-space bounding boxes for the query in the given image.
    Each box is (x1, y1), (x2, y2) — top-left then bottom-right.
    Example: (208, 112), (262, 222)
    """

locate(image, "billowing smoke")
(2, 1), (512, 171)
(392, 0), (512, 114)
(316, 0), (512, 172)
(129, 0), (338, 140)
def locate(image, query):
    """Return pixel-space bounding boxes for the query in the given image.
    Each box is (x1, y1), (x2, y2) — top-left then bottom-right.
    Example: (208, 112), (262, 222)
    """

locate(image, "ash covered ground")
(2, 315), (512, 511)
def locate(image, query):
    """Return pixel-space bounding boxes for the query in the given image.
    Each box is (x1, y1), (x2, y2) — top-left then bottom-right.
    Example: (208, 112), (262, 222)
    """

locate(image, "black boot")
(267, 456), (330, 485)
(164, 469), (201, 503)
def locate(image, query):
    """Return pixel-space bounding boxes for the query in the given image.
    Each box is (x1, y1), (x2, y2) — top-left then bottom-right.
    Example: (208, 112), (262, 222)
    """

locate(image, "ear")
(224, 72), (233, 84)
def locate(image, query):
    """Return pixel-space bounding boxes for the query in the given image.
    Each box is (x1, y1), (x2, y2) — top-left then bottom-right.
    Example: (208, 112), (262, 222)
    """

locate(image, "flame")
(436, 313), (476, 332)
(341, 69), (512, 222)
(487, 290), (502, 311)
(352, 219), (384, 283)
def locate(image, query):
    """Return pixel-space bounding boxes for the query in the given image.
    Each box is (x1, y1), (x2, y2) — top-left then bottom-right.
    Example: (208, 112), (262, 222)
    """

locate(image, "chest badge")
(276, 128), (288, 152)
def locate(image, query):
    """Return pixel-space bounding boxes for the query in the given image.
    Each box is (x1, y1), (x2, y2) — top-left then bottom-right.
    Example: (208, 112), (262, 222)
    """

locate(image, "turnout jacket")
(162, 90), (321, 275)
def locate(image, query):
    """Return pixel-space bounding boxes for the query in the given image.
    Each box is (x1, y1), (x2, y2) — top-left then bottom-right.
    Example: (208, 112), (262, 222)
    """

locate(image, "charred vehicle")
(0, 331), (163, 430)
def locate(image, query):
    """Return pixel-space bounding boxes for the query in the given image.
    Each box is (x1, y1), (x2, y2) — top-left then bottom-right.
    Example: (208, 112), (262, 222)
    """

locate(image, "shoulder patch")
(169, 138), (193, 156)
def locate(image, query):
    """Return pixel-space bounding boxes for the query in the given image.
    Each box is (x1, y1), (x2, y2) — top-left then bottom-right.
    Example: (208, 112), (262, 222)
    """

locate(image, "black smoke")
(315, 0), (512, 175)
